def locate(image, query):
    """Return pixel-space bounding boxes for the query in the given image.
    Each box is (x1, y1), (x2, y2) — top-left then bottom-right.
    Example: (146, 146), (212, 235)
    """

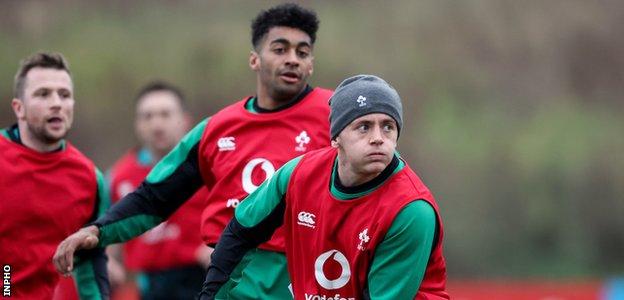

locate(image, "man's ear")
(331, 137), (340, 148)
(249, 50), (260, 71)
(11, 98), (25, 120)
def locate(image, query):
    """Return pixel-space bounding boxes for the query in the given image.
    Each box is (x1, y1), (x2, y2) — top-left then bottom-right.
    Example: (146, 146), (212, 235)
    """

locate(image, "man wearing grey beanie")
(201, 75), (448, 300)
(329, 74), (403, 140)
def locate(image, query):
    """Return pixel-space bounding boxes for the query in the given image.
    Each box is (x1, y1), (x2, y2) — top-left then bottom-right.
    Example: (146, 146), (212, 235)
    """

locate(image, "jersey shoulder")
(306, 87), (333, 107)
(310, 87), (333, 99)
(213, 96), (250, 118)
(63, 142), (97, 172)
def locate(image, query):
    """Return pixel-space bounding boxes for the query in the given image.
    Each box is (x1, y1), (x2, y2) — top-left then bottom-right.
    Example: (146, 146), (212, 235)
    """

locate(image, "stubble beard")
(271, 83), (302, 103)
(27, 122), (67, 145)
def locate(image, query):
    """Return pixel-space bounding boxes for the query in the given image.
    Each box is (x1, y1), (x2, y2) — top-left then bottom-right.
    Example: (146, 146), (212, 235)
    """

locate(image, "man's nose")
(285, 49), (300, 67)
(369, 126), (384, 145)
(49, 92), (62, 108)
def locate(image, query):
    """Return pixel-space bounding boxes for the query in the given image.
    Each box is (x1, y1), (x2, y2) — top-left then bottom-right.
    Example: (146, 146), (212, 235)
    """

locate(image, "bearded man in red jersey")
(0, 52), (110, 299)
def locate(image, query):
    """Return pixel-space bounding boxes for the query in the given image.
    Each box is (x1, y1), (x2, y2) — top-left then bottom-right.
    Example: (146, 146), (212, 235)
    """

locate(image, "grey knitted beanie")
(329, 74), (403, 139)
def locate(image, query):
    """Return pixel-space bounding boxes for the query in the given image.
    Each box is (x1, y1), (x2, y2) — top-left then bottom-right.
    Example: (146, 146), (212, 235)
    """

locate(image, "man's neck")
(136, 147), (157, 166)
(255, 93), (284, 111)
(17, 123), (63, 153)
(331, 154), (402, 200)
(255, 82), (308, 111)
(148, 148), (167, 163)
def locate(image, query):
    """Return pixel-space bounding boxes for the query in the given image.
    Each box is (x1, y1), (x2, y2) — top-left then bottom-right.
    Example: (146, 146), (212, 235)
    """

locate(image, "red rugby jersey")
(0, 135), (99, 299)
(109, 148), (208, 271)
(284, 148), (448, 299)
(198, 87), (332, 250)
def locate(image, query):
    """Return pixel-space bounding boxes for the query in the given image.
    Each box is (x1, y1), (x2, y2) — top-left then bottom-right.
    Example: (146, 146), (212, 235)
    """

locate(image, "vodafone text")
(305, 293), (354, 300)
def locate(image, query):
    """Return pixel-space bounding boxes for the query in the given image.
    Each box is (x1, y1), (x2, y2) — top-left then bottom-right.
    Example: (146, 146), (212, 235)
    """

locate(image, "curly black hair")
(251, 3), (319, 49)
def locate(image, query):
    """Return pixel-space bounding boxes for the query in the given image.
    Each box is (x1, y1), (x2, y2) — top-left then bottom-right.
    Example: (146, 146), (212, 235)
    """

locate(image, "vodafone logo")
(241, 158), (275, 194)
(314, 250), (351, 290)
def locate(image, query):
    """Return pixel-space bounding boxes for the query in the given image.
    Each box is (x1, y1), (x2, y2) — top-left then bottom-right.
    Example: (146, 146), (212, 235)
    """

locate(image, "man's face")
(135, 91), (188, 156)
(334, 113), (398, 178)
(250, 26), (314, 102)
(12, 67), (74, 144)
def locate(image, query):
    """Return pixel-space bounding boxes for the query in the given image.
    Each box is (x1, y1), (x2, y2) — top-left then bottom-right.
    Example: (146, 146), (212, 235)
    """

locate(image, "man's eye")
(273, 48), (285, 54)
(298, 50), (309, 58)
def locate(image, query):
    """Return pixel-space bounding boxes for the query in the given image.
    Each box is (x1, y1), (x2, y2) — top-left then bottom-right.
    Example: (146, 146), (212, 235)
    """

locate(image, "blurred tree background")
(1, 0), (622, 280)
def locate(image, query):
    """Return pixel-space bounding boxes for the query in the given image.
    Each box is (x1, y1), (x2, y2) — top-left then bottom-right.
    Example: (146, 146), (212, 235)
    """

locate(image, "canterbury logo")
(314, 250), (351, 290)
(297, 211), (316, 228)
(217, 137), (235, 151)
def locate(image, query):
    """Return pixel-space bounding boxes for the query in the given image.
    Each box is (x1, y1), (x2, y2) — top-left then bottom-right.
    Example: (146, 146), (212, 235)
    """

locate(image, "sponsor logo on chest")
(357, 228), (370, 251)
(297, 211), (316, 228)
(218, 131), (311, 153)
(295, 130), (311, 152)
(222, 158), (276, 209)
(306, 250), (355, 299)
(217, 136), (236, 151)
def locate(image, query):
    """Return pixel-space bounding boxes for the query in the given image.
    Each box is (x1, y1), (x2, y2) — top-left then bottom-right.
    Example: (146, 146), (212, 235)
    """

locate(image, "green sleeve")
(72, 260), (106, 300)
(94, 168), (111, 217)
(235, 156), (302, 228)
(367, 200), (437, 299)
(72, 168), (113, 299)
(0, 128), (9, 139)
